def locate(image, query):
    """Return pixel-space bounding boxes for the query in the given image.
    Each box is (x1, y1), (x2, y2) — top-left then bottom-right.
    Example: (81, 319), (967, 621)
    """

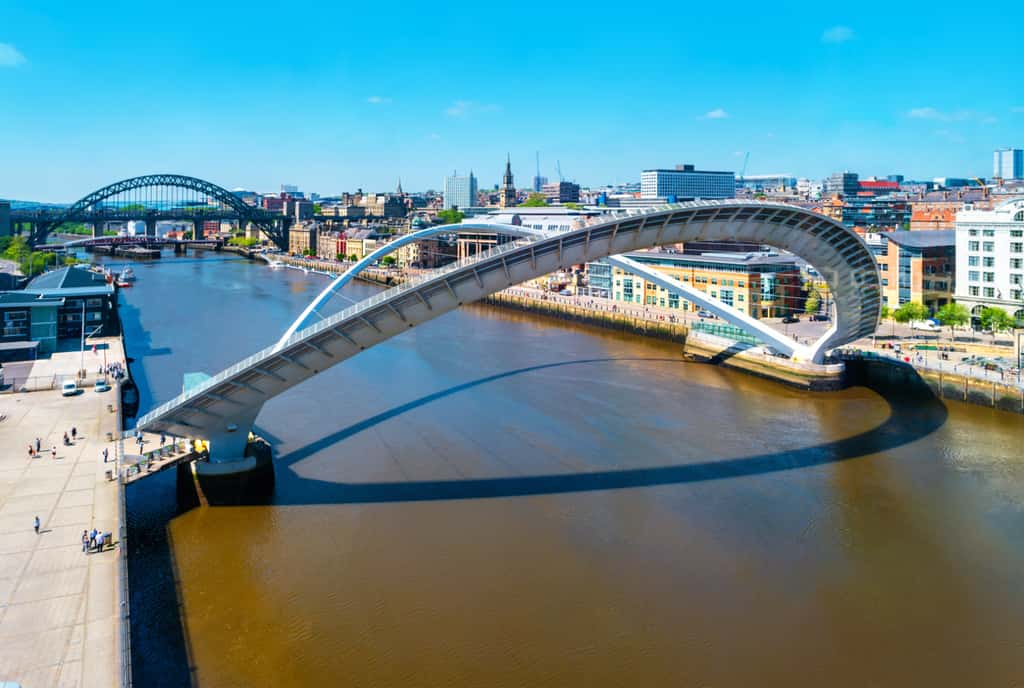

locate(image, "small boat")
(268, 260), (284, 270)
(116, 281), (132, 288)
(119, 267), (136, 282)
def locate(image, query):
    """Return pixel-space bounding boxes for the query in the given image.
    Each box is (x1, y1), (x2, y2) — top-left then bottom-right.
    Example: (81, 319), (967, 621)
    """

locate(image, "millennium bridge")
(127, 197), (881, 475)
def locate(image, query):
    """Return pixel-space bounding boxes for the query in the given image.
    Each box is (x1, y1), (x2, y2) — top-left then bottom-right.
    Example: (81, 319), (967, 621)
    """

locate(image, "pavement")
(2, 337), (124, 394)
(0, 381), (123, 685)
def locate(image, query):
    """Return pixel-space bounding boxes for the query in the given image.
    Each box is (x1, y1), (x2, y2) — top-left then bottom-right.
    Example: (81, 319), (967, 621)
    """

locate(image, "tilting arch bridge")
(134, 200), (881, 472)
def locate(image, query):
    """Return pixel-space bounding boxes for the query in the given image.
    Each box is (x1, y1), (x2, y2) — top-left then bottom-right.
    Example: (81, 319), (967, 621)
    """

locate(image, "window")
(1011, 230), (1023, 238)
(1011, 274), (1023, 285)
(88, 311), (102, 321)
(968, 229), (978, 236)
(969, 286), (980, 296)
(968, 256), (979, 266)
(984, 287), (995, 298)
(881, 278), (889, 286)
(1011, 259), (1023, 270)
(737, 294), (744, 302)
(983, 242), (995, 252)
(880, 263), (889, 271)
(983, 257), (995, 267)
(983, 272), (995, 283)
(1013, 290), (1023, 301)
(2, 310), (28, 337)
(923, 280), (932, 289)
(982, 229), (995, 237)
(968, 241), (980, 251)
(86, 298), (103, 308)
(1011, 243), (1024, 253)
(968, 270), (980, 281)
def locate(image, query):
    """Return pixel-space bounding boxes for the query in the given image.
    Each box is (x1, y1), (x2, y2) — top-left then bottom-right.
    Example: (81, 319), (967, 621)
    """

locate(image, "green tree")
(436, 209), (465, 225)
(520, 193), (548, 207)
(564, 202), (582, 210)
(979, 306), (1014, 339)
(804, 290), (820, 314)
(381, 255), (396, 266)
(336, 253), (346, 262)
(228, 236), (258, 248)
(348, 254), (358, 262)
(935, 302), (970, 342)
(893, 301), (929, 325)
(313, 203), (323, 215)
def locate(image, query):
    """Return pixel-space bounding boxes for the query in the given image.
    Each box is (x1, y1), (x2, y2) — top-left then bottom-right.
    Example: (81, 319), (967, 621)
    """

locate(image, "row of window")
(966, 241), (1024, 252)
(968, 229), (1024, 237)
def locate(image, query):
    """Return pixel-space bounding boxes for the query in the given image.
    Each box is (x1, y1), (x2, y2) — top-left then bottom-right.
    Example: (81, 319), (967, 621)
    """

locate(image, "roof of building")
(625, 250), (798, 268)
(882, 230), (956, 248)
(25, 266), (110, 292)
(0, 292), (65, 308)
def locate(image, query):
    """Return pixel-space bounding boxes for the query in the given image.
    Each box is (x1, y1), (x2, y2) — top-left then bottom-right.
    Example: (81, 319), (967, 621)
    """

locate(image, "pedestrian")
(81, 530), (89, 553)
(63, 432), (69, 445)
(103, 447), (109, 463)
(51, 446), (57, 460)
(96, 532), (105, 552)
(28, 445), (33, 458)
(71, 427), (77, 440)
(35, 437), (40, 453)
(160, 433), (165, 447)
(89, 528), (97, 551)
(34, 516), (40, 534)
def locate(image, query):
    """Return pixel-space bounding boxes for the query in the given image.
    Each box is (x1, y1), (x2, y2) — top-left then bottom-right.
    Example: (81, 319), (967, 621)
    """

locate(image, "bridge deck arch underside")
(136, 202), (880, 460)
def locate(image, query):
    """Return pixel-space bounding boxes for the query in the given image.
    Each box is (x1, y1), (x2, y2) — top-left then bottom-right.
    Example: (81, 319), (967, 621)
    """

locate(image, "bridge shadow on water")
(255, 357), (949, 507)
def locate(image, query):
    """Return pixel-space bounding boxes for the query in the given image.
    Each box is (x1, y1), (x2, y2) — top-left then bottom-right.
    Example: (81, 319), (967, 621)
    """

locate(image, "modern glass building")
(640, 164), (734, 200)
(443, 171), (478, 210)
(993, 148), (1024, 180)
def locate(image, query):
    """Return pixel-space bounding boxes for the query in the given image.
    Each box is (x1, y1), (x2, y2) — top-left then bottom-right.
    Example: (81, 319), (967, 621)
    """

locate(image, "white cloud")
(907, 107), (945, 120)
(428, 132), (441, 140)
(821, 26), (854, 44)
(698, 108), (729, 120)
(366, 95), (391, 104)
(0, 43), (26, 67)
(907, 107), (994, 123)
(445, 100), (501, 117)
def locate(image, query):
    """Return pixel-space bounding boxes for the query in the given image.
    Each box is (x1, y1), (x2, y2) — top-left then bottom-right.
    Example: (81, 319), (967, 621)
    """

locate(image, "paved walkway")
(0, 386), (122, 687)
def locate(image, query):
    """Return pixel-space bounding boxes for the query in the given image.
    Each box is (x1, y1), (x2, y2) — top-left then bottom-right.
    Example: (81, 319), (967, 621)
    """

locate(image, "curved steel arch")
(136, 200), (881, 466)
(45, 174), (286, 247)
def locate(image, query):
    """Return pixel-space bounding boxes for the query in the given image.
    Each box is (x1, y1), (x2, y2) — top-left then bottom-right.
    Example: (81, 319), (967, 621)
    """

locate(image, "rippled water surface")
(114, 252), (1024, 687)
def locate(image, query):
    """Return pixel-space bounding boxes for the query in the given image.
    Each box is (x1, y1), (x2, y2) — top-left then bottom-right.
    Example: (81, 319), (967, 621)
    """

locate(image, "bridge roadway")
(133, 200), (881, 470)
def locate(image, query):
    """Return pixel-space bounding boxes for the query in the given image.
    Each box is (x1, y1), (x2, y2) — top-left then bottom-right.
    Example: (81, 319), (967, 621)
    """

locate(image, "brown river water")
(110, 252), (1024, 687)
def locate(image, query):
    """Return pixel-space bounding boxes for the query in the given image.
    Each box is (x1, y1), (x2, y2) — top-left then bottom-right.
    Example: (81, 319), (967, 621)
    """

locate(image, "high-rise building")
(826, 171), (860, 197)
(954, 198), (1024, 323)
(444, 171), (478, 210)
(542, 181), (580, 204)
(500, 155), (516, 208)
(993, 148), (1024, 180)
(640, 164), (734, 200)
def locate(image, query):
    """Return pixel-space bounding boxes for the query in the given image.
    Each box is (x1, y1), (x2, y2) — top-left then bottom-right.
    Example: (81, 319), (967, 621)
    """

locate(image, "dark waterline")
(110, 251), (1024, 688)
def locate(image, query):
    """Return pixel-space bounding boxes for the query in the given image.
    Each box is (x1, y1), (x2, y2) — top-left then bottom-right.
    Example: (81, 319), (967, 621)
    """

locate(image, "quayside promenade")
(0, 341), (126, 687)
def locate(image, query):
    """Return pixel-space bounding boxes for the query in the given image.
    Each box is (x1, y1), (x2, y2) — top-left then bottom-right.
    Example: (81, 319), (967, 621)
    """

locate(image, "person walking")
(51, 446), (57, 460)
(35, 437), (41, 453)
(34, 516), (40, 534)
(82, 530), (89, 553)
(63, 431), (69, 446)
(102, 448), (109, 463)
(71, 426), (77, 441)
(89, 528), (97, 551)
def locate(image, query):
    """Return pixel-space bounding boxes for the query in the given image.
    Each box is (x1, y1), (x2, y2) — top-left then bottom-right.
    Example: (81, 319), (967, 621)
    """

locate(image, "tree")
(348, 254), (358, 262)
(313, 203), (322, 215)
(878, 304), (895, 338)
(436, 209), (464, 225)
(893, 301), (929, 325)
(935, 302), (969, 342)
(336, 253), (346, 262)
(564, 202), (582, 210)
(804, 290), (820, 314)
(520, 193), (548, 207)
(381, 255), (397, 266)
(979, 306), (1014, 339)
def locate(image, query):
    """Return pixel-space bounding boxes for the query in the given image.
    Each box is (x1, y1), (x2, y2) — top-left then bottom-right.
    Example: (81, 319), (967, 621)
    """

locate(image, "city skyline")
(2, 1), (1023, 201)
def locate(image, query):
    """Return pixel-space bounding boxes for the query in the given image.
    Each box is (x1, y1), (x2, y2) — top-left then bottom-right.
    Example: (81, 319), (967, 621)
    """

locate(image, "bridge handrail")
(136, 237), (537, 425)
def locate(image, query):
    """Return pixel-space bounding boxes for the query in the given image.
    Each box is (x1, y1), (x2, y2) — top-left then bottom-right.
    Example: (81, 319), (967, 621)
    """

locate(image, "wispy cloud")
(0, 43), (26, 67)
(907, 107), (996, 124)
(1012, 106), (1024, 113)
(821, 26), (854, 44)
(366, 95), (391, 104)
(698, 108), (729, 120)
(934, 129), (966, 144)
(445, 100), (501, 117)
(428, 132), (441, 140)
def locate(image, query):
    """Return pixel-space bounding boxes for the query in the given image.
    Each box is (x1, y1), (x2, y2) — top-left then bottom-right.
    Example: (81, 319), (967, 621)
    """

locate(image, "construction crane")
(556, 160), (564, 182)
(739, 152), (750, 183)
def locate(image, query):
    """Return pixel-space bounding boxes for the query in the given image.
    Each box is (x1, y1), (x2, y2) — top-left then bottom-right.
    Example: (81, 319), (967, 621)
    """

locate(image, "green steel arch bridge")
(9, 174), (291, 249)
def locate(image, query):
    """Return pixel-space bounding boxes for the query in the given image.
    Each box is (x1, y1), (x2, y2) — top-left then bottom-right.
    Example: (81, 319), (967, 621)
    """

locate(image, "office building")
(542, 181), (581, 204)
(609, 251), (802, 318)
(994, 148), (1023, 180)
(444, 171), (478, 210)
(865, 230), (955, 312)
(640, 164), (735, 200)
(954, 198), (1024, 323)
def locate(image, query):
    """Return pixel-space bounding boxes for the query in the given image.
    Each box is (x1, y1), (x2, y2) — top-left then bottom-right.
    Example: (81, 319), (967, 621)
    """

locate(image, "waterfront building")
(640, 164), (734, 200)
(864, 230), (955, 312)
(585, 259), (612, 298)
(953, 198), (1024, 323)
(0, 200), (9, 237)
(994, 148), (1023, 180)
(0, 293), (61, 361)
(500, 156), (517, 208)
(288, 222), (318, 255)
(284, 199), (314, 222)
(542, 181), (581, 204)
(456, 207), (596, 260)
(444, 171), (478, 210)
(609, 251), (802, 318)
(316, 229), (346, 261)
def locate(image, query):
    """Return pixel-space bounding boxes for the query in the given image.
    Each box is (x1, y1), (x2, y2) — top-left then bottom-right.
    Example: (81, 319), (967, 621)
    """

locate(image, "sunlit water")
(109, 251), (1024, 687)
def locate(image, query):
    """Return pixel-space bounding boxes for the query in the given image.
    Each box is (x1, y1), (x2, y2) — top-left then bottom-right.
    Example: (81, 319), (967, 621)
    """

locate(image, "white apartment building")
(640, 164), (735, 200)
(954, 197), (1024, 323)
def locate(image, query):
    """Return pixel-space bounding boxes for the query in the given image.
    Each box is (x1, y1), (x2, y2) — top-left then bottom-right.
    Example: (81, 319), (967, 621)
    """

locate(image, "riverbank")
(0, 340), (126, 685)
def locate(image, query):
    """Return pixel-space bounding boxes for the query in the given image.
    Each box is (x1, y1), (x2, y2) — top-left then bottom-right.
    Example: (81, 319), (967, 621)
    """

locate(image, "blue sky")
(1, 1), (1022, 201)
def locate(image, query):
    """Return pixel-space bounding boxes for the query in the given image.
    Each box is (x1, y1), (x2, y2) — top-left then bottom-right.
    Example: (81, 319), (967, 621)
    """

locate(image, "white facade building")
(443, 171), (478, 210)
(953, 198), (1024, 322)
(993, 148), (1023, 180)
(640, 164), (734, 200)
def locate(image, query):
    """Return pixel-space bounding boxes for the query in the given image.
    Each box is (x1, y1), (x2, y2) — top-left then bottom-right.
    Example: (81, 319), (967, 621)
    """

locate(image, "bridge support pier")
(91, 221), (104, 238)
(193, 435), (275, 505)
(145, 219), (157, 238)
(194, 219), (204, 241)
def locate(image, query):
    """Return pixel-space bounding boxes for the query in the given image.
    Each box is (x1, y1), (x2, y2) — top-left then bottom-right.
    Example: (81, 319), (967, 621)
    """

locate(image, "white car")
(94, 378), (111, 393)
(61, 381), (79, 396)
(910, 320), (941, 332)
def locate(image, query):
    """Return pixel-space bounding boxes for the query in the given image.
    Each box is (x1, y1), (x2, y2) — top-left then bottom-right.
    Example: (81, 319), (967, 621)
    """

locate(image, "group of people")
(99, 362), (126, 380)
(27, 436), (57, 460)
(62, 426), (79, 446)
(82, 528), (110, 554)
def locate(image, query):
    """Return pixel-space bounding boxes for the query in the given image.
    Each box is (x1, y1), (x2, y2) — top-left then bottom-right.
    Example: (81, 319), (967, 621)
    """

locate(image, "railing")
(115, 381), (132, 688)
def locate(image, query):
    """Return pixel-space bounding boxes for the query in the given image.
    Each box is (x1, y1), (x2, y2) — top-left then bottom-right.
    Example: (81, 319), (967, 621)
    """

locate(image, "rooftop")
(883, 230), (956, 248)
(0, 292), (65, 308)
(25, 266), (111, 292)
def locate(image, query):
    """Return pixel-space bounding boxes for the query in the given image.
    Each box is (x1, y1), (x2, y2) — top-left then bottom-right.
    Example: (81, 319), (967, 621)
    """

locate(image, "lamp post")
(79, 299), (86, 380)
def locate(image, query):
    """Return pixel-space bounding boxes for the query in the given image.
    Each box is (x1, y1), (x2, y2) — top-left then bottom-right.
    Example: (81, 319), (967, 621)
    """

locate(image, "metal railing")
(115, 380), (133, 688)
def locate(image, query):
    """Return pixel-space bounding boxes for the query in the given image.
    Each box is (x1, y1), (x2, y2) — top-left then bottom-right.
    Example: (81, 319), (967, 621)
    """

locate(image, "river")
(104, 251), (1024, 687)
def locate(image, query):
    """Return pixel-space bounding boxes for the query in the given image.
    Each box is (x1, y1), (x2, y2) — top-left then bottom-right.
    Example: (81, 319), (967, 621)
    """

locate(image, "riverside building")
(954, 198), (1024, 323)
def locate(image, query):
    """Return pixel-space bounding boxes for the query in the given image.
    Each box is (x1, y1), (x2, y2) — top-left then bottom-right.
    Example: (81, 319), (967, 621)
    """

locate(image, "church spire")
(500, 154), (516, 208)
(396, 177), (403, 195)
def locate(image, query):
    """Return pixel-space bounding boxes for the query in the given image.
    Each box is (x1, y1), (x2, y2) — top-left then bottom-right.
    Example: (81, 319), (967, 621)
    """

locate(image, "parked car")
(61, 381), (79, 397)
(697, 309), (714, 318)
(782, 314), (800, 324)
(810, 313), (830, 322)
(94, 378), (110, 393)
(910, 320), (941, 332)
